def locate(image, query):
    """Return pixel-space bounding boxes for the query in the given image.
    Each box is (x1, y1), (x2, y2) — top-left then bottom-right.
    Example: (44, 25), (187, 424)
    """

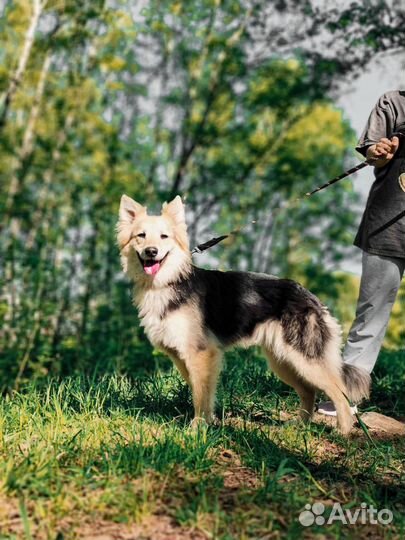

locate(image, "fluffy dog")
(117, 195), (370, 434)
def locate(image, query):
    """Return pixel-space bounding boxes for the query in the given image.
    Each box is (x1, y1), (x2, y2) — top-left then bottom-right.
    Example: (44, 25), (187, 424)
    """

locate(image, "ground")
(0, 349), (404, 539)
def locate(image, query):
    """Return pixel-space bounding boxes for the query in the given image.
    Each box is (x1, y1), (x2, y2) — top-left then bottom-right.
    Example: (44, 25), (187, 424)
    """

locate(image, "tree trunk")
(50, 223), (81, 360)
(26, 112), (74, 248)
(78, 205), (100, 354)
(5, 52), (52, 225)
(0, 0), (44, 131)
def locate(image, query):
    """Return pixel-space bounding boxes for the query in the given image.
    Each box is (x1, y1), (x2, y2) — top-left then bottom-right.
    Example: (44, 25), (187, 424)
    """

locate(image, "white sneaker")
(317, 401), (358, 417)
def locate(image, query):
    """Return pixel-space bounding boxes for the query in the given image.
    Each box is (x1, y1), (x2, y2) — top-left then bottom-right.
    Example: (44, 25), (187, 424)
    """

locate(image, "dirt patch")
(77, 514), (207, 540)
(2, 505), (207, 540)
(216, 448), (260, 490)
(0, 496), (23, 537)
(311, 438), (346, 463)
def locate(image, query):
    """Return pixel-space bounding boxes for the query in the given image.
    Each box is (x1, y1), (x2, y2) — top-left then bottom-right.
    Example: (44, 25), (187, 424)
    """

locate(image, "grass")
(0, 349), (404, 539)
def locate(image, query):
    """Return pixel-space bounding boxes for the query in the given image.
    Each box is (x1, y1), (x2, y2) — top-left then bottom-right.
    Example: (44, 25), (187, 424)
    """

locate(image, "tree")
(0, 0), (45, 131)
(0, 0), (404, 387)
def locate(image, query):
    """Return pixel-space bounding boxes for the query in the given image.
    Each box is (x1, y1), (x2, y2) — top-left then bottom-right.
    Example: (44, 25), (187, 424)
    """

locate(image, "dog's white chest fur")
(134, 288), (205, 358)
(135, 288), (172, 342)
(135, 287), (200, 357)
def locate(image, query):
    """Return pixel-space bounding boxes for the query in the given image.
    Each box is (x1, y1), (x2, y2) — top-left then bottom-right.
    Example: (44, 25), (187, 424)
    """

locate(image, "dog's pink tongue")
(144, 262), (160, 275)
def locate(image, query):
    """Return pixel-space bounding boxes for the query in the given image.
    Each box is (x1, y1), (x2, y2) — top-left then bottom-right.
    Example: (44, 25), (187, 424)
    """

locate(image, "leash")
(192, 128), (405, 256)
(120, 129), (405, 257)
(190, 160), (373, 255)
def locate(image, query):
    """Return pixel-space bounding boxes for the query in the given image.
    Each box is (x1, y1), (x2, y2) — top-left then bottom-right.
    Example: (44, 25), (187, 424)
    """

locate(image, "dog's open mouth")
(137, 252), (169, 276)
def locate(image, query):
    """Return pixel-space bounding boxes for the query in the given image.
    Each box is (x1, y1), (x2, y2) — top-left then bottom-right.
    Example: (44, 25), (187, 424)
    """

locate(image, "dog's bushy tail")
(342, 364), (371, 403)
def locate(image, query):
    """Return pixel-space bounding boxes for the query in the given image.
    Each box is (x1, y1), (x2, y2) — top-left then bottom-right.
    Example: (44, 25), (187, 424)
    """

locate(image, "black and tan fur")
(117, 195), (370, 434)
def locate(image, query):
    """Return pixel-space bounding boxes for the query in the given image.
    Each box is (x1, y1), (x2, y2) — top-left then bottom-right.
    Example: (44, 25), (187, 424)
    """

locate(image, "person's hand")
(366, 136), (399, 167)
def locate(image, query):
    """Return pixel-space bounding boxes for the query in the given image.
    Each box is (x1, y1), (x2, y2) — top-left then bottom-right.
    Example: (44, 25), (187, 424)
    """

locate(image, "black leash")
(191, 234), (230, 255)
(304, 161), (370, 197)
(190, 161), (372, 255)
(192, 128), (405, 256)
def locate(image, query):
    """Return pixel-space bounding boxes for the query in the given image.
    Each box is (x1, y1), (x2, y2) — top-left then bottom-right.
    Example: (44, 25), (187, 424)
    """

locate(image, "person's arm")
(365, 136), (400, 168)
(356, 93), (398, 167)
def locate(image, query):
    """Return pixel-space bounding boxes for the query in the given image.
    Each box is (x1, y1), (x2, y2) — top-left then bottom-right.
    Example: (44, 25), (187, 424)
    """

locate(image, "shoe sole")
(317, 406), (358, 417)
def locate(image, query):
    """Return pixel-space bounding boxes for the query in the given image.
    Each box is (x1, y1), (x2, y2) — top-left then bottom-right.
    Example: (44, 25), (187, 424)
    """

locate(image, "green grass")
(0, 349), (404, 539)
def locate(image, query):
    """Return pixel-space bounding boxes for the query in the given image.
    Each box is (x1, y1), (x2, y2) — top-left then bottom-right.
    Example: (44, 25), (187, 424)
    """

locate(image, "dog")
(117, 194), (370, 434)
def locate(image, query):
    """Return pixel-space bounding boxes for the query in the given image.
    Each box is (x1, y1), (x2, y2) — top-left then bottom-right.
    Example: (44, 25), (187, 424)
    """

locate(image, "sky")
(336, 51), (405, 274)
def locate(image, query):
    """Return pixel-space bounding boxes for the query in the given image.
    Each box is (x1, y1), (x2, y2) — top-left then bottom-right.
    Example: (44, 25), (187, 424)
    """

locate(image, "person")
(318, 90), (405, 416)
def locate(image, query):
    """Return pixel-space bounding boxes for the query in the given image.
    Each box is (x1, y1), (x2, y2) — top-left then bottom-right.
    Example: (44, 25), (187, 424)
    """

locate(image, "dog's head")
(117, 195), (191, 285)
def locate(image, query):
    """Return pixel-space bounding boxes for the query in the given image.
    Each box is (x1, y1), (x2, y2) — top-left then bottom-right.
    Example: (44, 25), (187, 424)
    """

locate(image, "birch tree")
(0, 0), (45, 131)
(0, 0), (404, 387)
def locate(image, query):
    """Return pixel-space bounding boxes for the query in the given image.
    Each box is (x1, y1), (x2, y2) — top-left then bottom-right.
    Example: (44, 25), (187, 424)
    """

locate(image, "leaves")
(0, 0), (403, 385)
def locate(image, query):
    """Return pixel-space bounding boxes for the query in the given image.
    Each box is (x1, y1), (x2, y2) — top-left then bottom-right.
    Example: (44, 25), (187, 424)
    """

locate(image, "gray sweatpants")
(343, 251), (405, 373)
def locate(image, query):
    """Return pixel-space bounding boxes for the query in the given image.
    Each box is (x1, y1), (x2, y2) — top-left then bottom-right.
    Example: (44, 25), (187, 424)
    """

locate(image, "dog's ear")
(119, 194), (146, 223)
(162, 195), (185, 226)
(162, 196), (189, 251)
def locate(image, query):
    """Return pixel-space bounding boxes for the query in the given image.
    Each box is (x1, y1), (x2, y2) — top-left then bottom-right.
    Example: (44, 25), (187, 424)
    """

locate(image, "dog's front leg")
(161, 347), (191, 387)
(185, 345), (222, 426)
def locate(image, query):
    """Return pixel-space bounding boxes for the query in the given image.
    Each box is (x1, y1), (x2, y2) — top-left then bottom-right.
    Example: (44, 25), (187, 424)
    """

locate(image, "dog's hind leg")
(185, 345), (222, 426)
(265, 351), (316, 422)
(266, 351), (352, 433)
(316, 375), (354, 435)
(277, 357), (353, 434)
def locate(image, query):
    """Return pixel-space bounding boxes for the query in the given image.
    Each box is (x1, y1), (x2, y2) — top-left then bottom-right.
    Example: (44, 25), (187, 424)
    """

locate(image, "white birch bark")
(6, 52), (52, 220)
(0, 0), (45, 129)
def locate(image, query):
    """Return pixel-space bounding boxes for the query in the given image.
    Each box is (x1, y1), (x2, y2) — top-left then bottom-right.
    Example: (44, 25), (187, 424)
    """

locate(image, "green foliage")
(0, 0), (403, 387)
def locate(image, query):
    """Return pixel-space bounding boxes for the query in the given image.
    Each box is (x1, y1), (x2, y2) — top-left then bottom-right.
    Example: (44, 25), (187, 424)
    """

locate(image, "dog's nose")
(145, 247), (158, 258)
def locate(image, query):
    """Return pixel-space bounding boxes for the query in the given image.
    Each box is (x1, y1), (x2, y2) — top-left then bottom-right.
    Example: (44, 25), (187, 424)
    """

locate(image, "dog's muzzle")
(137, 251), (169, 276)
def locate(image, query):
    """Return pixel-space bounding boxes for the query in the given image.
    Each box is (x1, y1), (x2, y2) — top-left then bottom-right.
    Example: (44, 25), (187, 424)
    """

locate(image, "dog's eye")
(160, 234), (169, 239)
(137, 232), (146, 238)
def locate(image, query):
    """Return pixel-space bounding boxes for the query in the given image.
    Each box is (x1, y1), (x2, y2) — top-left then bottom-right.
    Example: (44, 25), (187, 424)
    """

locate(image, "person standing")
(318, 90), (405, 416)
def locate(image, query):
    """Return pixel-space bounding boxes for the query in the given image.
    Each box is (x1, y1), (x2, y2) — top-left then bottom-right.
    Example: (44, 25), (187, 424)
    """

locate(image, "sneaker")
(317, 401), (358, 417)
